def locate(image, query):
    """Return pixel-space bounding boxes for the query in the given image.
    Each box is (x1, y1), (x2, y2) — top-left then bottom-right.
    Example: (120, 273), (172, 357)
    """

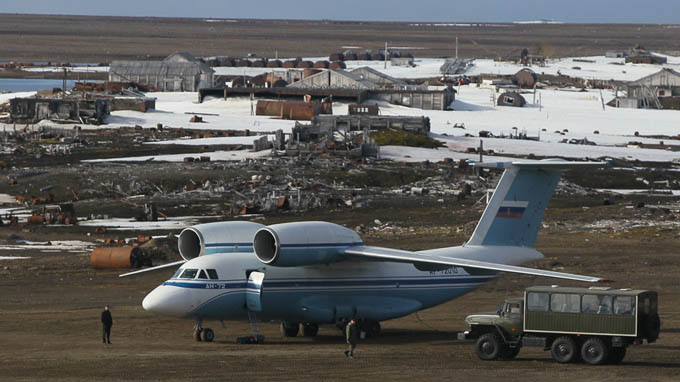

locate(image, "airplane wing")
(119, 260), (186, 278)
(344, 246), (608, 283)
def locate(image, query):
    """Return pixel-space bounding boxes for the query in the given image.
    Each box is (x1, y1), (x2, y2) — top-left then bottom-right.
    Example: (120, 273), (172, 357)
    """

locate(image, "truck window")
(527, 292), (549, 312)
(582, 294), (612, 314)
(613, 296), (634, 315)
(550, 293), (580, 313)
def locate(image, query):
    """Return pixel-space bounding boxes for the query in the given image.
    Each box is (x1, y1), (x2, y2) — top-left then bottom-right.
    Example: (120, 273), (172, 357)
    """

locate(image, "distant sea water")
(0, 79), (79, 93)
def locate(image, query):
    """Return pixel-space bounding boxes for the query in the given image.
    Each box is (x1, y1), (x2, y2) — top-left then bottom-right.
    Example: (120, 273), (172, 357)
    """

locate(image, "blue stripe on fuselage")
(163, 276), (493, 290)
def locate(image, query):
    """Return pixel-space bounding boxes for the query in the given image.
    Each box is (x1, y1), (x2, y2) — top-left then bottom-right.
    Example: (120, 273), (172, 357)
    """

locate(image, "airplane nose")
(142, 285), (190, 317)
(142, 287), (162, 312)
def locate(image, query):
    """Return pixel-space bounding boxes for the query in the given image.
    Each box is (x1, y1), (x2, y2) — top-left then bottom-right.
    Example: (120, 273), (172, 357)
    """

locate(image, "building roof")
(165, 51), (200, 63)
(110, 60), (213, 78)
(627, 68), (680, 87)
(287, 69), (378, 89)
(350, 66), (404, 85)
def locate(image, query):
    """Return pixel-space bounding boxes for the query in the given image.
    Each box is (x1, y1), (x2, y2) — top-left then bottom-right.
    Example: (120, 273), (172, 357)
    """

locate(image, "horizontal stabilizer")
(345, 246), (607, 283)
(119, 260), (186, 278)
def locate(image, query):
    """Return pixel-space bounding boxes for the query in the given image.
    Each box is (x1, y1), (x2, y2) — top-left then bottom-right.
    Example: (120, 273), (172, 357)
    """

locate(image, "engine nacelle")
(253, 221), (363, 267)
(178, 221), (265, 261)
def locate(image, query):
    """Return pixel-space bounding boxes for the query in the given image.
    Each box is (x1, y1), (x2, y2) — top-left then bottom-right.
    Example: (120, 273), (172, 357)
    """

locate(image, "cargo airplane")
(123, 160), (608, 341)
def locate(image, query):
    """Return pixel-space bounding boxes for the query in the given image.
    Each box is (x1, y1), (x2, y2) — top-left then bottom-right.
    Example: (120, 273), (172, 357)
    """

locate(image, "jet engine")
(178, 221), (265, 261)
(253, 221), (363, 267)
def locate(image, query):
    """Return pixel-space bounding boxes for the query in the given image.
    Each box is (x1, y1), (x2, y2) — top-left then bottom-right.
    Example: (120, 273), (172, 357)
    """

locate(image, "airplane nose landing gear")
(193, 320), (215, 342)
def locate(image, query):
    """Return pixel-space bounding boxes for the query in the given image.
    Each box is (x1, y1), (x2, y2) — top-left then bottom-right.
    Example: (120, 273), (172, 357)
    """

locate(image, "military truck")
(459, 286), (660, 365)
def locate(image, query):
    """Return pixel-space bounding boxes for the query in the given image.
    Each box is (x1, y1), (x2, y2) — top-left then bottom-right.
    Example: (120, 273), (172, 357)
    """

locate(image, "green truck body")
(460, 286), (660, 365)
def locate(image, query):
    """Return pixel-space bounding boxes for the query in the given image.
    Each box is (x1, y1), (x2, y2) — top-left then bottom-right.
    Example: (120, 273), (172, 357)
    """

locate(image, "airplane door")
(246, 271), (265, 312)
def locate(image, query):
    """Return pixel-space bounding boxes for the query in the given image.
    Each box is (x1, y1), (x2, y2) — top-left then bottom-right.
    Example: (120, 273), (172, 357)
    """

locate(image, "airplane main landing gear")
(302, 323), (319, 337)
(280, 321), (300, 337)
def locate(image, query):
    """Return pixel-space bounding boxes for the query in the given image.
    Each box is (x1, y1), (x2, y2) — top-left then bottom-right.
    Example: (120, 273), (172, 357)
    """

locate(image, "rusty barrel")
(90, 246), (141, 269)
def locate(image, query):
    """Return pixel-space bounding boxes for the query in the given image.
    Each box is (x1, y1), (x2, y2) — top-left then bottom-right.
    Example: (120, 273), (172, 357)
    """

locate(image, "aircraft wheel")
(201, 328), (215, 342)
(302, 323), (319, 337)
(280, 321), (299, 337)
(475, 333), (502, 361)
(581, 337), (609, 365)
(366, 320), (381, 338)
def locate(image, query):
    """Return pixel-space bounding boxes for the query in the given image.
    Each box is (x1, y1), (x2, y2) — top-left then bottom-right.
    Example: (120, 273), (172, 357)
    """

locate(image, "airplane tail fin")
(466, 160), (605, 248)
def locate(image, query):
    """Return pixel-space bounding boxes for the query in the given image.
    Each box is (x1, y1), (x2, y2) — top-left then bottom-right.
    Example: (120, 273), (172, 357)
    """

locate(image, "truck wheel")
(608, 347), (626, 364)
(581, 338), (609, 365)
(551, 336), (578, 363)
(475, 333), (502, 360)
(501, 345), (520, 360)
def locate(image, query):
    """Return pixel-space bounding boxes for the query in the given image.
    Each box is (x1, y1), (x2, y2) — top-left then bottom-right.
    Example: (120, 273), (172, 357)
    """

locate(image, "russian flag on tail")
(496, 201), (528, 219)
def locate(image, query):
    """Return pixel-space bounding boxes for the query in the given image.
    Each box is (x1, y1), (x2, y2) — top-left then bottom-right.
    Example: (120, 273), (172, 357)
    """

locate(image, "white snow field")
(3, 54), (680, 163)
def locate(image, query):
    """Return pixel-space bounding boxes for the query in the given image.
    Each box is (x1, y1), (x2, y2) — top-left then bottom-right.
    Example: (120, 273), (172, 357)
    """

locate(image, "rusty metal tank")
(303, 69), (321, 78)
(329, 61), (347, 70)
(296, 60), (314, 69)
(90, 247), (142, 269)
(357, 52), (372, 60)
(282, 60), (297, 68)
(313, 60), (330, 69)
(344, 52), (358, 61)
(329, 53), (344, 61)
(256, 100), (331, 121)
(266, 60), (282, 68)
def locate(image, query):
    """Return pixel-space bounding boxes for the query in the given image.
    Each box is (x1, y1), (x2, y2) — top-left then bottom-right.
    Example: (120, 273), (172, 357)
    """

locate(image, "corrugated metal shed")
(287, 69), (378, 90)
(109, 52), (214, 92)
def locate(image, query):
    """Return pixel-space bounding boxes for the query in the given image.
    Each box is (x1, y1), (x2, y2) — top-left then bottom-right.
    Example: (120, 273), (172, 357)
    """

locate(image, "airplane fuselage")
(143, 245), (541, 324)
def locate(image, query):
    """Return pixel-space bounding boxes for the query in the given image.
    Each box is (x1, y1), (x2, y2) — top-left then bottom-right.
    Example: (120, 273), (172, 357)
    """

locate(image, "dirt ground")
(1, 14), (678, 62)
(1, 199), (679, 382)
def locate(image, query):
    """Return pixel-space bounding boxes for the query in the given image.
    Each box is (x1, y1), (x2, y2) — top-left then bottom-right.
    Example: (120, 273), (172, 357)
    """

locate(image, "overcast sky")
(1, 0), (679, 24)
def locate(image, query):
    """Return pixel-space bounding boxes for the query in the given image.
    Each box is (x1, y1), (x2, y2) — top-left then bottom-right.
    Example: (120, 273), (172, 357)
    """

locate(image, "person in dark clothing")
(344, 319), (359, 358)
(101, 305), (113, 344)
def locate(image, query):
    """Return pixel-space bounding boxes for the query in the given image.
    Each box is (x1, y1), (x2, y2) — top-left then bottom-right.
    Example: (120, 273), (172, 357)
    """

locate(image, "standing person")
(101, 305), (113, 344)
(344, 319), (358, 358)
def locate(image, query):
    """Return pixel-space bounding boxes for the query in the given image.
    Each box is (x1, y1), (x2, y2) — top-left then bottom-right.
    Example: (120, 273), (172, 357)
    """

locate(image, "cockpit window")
(179, 269), (198, 279)
(207, 269), (218, 280)
(172, 268), (183, 279)
(197, 270), (208, 279)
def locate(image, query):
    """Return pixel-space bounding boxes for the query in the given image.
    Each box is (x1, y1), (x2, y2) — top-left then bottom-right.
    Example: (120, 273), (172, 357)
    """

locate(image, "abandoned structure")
(287, 69), (378, 90)
(350, 67), (405, 88)
(625, 46), (667, 65)
(200, 66), (456, 111)
(109, 52), (214, 92)
(304, 115), (430, 136)
(391, 57), (415, 67)
(8, 97), (110, 124)
(615, 68), (680, 109)
(497, 92), (527, 107)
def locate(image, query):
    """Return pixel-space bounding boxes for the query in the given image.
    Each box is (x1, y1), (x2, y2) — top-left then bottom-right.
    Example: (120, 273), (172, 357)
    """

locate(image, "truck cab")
(460, 286), (660, 365)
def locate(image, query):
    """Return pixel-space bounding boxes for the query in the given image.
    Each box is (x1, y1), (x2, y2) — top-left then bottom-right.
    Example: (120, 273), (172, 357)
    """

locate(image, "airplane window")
(527, 292), (549, 312)
(207, 269), (219, 280)
(171, 268), (183, 279)
(179, 269), (198, 279)
(197, 270), (208, 279)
